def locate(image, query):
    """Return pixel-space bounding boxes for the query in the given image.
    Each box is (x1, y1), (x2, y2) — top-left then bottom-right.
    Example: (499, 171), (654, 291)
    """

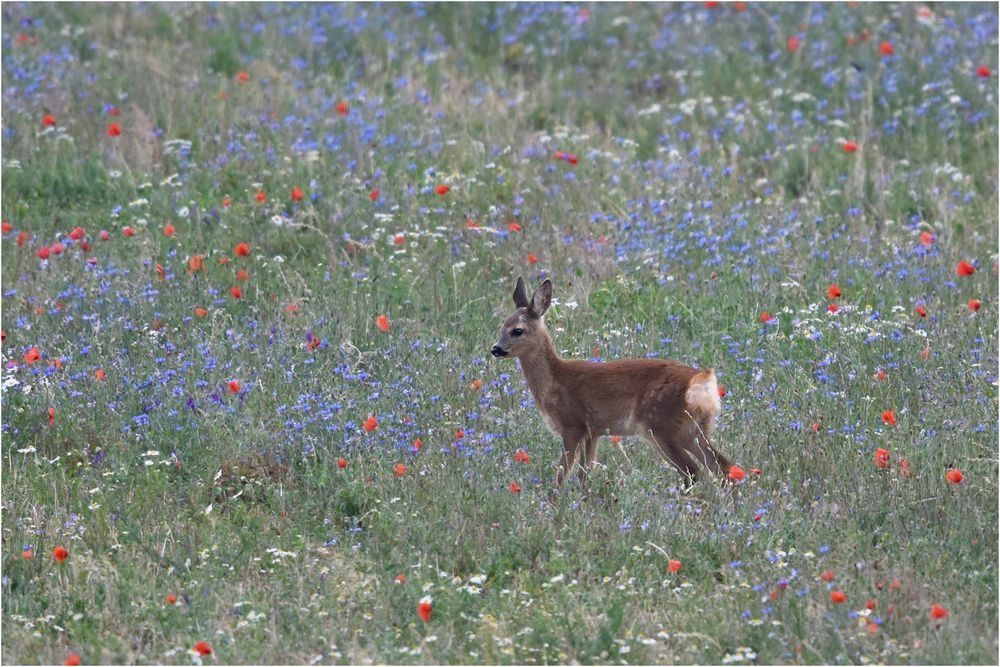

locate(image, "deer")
(491, 277), (733, 491)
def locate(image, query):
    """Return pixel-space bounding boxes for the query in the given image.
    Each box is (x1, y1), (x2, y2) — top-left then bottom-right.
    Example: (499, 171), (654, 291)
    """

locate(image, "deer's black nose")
(491, 345), (508, 358)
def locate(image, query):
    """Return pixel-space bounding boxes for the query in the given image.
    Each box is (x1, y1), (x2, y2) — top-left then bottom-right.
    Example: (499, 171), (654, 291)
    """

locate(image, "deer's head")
(491, 277), (552, 358)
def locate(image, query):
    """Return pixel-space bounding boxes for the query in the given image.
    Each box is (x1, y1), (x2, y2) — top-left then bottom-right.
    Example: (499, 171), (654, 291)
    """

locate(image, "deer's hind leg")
(682, 419), (732, 477)
(577, 435), (598, 486)
(640, 421), (700, 487)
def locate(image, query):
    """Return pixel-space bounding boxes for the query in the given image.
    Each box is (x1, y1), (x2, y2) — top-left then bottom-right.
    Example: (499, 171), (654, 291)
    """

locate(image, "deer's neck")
(517, 324), (562, 405)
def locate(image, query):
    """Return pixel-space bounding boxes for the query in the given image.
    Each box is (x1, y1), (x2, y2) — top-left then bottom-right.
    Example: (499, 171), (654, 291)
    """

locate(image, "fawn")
(491, 277), (732, 489)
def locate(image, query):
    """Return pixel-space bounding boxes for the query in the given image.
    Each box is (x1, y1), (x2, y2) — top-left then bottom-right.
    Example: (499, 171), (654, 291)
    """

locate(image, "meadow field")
(1, 2), (997, 664)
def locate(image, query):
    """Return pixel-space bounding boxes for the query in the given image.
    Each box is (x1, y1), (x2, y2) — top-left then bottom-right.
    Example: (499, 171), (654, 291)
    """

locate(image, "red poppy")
(787, 35), (800, 53)
(337, 458), (347, 468)
(866, 598), (877, 610)
(255, 190), (266, 203)
(291, 187), (304, 202)
(43, 113), (56, 127)
(514, 448), (530, 464)
(50, 242), (64, 255)
(364, 416), (378, 432)
(195, 308), (208, 317)
(508, 481), (521, 493)
(236, 269), (248, 281)
(394, 463), (406, 477)
(977, 66), (990, 78)
(464, 219), (479, 229)
(370, 190), (379, 201)
(508, 222), (522, 232)
(107, 122), (121, 137)
(236, 71), (249, 83)
(95, 368), (105, 381)
(915, 305), (927, 317)
(63, 654), (81, 666)
(167, 594), (177, 605)
(222, 197), (232, 208)
(750, 467), (762, 475)
(24, 347), (41, 364)
(875, 368), (887, 381)
(610, 436), (622, 444)
(235, 242), (250, 256)
(879, 41), (894, 55)
(69, 226), (85, 240)
(718, 385), (727, 397)
(48, 406), (56, 425)
(418, 597), (432, 622)
(668, 559), (682, 573)
(336, 100), (349, 115)
(843, 141), (859, 153)
(831, 590), (846, 604)
(735, 1), (746, 10)
(36, 246), (51, 260)
(930, 604), (948, 620)
(759, 311), (774, 323)
(728, 465), (746, 481)
(567, 155), (578, 165)
(230, 286), (242, 299)
(527, 253), (538, 264)
(228, 381), (241, 393)
(395, 574), (406, 583)
(827, 303), (839, 313)
(393, 234), (405, 245)
(454, 429), (464, 439)
(881, 410), (897, 426)
(413, 437), (422, 450)
(22, 548), (32, 559)
(968, 299), (981, 312)
(17, 230), (27, 246)
(888, 578), (901, 590)
(920, 231), (934, 246)
(435, 184), (450, 196)
(820, 570), (834, 581)
(123, 226), (135, 237)
(53, 546), (69, 562)
(826, 284), (842, 299)
(945, 469), (964, 484)
(108, 106), (120, 117)
(194, 641), (212, 656)
(956, 260), (976, 276)
(899, 458), (912, 478)
(920, 345), (931, 360)
(1, 221), (10, 234)
(376, 315), (390, 332)
(470, 378), (483, 390)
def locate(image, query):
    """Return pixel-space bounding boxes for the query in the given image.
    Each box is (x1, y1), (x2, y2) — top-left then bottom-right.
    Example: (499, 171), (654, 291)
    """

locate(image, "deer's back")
(544, 357), (702, 436)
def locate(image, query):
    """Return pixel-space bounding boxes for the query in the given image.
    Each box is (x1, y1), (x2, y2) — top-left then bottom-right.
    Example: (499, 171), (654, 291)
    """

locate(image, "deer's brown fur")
(492, 277), (731, 488)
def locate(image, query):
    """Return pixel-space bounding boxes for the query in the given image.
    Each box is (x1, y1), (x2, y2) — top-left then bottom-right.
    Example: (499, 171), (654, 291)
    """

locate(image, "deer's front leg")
(555, 428), (585, 488)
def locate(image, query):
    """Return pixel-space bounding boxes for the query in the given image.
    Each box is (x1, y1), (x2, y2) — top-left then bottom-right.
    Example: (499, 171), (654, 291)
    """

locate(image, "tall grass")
(2, 3), (997, 664)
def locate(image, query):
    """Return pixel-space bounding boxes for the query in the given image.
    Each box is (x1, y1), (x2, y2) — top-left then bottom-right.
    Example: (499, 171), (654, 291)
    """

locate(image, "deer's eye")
(511, 328), (524, 337)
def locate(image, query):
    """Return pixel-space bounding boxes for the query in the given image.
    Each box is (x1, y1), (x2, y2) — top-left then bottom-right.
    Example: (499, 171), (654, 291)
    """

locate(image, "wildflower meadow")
(1, 3), (997, 665)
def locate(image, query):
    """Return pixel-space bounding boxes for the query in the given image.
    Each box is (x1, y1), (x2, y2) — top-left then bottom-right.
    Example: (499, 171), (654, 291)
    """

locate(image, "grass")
(1, 2), (997, 664)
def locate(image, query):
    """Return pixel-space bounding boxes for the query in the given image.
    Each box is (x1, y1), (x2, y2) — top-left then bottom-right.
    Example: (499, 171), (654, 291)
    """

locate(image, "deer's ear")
(513, 276), (530, 309)
(529, 280), (552, 318)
